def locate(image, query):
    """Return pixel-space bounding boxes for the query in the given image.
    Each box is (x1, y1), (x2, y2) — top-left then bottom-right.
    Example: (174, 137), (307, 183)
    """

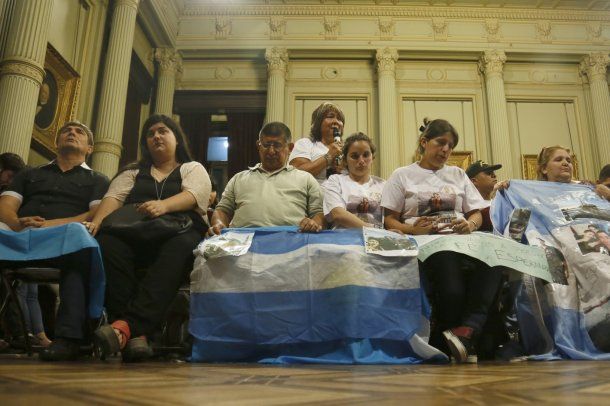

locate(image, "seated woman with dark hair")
(322, 132), (385, 229)
(86, 114), (211, 361)
(381, 118), (502, 363)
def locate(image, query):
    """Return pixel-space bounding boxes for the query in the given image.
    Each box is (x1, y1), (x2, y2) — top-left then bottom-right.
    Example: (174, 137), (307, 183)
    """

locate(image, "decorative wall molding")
(0, 58), (45, 85)
(485, 18), (500, 42)
(431, 17), (447, 41)
(152, 48), (182, 73)
(378, 17), (394, 40)
(587, 22), (603, 43)
(181, 4), (610, 22)
(215, 15), (232, 39)
(536, 20), (553, 43)
(323, 16), (340, 39)
(269, 16), (286, 40)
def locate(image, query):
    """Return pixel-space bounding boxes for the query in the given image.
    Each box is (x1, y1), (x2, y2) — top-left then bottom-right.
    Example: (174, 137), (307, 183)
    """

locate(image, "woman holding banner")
(493, 145), (610, 357)
(381, 118), (502, 363)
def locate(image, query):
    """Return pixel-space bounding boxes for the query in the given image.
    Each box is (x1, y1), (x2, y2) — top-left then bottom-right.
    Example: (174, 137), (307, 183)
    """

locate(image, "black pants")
(97, 229), (201, 338)
(422, 251), (503, 335)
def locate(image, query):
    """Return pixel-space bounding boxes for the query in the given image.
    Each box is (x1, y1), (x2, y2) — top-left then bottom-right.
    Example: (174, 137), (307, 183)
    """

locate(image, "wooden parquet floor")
(1, 355), (609, 405)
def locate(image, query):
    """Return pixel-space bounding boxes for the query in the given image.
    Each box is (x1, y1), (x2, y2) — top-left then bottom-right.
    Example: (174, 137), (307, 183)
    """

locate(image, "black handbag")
(99, 203), (193, 242)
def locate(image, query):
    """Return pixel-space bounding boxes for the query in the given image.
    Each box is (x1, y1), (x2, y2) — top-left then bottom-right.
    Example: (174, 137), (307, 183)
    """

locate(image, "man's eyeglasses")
(259, 141), (285, 150)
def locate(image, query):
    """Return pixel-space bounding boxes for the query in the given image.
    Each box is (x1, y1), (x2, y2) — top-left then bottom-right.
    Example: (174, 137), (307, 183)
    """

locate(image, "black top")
(125, 165), (206, 234)
(5, 162), (109, 219)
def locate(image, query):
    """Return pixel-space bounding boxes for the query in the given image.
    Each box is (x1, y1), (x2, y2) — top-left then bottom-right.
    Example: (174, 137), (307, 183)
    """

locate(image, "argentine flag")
(492, 180), (610, 360)
(190, 227), (446, 364)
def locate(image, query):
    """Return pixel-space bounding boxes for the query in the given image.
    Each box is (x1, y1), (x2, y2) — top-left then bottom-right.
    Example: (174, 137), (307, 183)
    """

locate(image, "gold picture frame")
(521, 154), (579, 180)
(32, 44), (81, 157)
(413, 151), (473, 171)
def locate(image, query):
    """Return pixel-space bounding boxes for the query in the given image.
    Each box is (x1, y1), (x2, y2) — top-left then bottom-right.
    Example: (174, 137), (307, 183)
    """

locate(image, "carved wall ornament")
(485, 19), (500, 42)
(536, 20), (552, 43)
(378, 17), (395, 40)
(530, 70), (547, 83)
(579, 52), (610, 81)
(269, 16), (286, 40)
(153, 48), (181, 73)
(375, 47), (399, 74)
(323, 16), (340, 40)
(215, 16), (232, 40)
(432, 17), (448, 41)
(265, 47), (288, 75)
(586, 22), (603, 43)
(427, 68), (447, 81)
(214, 66), (233, 80)
(478, 50), (507, 76)
(322, 66), (339, 80)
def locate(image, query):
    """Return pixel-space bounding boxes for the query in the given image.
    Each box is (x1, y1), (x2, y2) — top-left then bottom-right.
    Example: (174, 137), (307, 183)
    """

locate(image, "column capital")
(152, 48), (182, 74)
(92, 139), (123, 157)
(579, 52), (610, 82)
(115, 0), (139, 10)
(0, 58), (45, 85)
(479, 50), (506, 76)
(375, 47), (398, 74)
(265, 47), (288, 75)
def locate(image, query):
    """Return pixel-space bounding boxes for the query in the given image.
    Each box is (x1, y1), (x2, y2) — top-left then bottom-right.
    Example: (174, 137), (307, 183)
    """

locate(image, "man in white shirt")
(466, 160), (502, 232)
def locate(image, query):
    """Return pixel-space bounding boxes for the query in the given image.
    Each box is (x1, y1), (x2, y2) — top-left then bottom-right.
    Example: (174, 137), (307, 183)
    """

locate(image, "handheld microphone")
(332, 127), (342, 166)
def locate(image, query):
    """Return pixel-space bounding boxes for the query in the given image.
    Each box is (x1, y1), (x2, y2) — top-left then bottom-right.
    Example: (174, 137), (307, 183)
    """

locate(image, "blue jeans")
(15, 282), (45, 335)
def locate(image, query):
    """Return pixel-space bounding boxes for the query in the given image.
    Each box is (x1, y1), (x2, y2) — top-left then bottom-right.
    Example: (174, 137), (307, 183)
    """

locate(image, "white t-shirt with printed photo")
(381, 162), (487, 225)
(323, 173), (386, 229)
(288, 137), (329, 183)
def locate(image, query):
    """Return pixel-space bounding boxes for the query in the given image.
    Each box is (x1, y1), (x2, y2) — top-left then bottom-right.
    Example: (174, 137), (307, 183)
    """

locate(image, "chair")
(0, 267), (60, 356)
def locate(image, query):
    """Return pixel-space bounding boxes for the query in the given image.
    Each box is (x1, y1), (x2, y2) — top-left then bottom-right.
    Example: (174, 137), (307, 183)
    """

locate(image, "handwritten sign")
(414, 232), (552, 282)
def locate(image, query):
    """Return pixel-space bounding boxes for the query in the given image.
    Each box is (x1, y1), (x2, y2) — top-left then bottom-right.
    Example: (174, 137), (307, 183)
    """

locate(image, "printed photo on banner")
(363, 227), (418, 257)
(570, 223), (610, 256)
(561, 204), (610, 222)
(530, 237), (568, 285)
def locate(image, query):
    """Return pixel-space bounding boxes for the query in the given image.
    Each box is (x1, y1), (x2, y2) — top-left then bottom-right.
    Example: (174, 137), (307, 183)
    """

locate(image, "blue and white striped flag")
(492, 180), (610, 360)
(190, 227), (446, 364)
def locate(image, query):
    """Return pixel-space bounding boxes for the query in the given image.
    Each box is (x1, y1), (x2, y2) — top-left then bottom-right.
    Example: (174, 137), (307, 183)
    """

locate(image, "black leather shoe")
(39, 338), (81, 361)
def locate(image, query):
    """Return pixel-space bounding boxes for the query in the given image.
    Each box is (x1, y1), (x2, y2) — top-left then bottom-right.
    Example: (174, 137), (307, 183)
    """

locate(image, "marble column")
(580, 52), (610, 167)
(91, 0), (140, 178)
(264, 47), (288, 124)
(479, 50), (514, 178)
(376, 47), (400, 179)
(153, 48), (181, 116)
(0, 0), (53, 159)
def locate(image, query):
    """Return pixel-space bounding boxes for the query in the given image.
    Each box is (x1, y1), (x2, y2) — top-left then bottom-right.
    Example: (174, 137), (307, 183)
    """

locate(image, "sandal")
(122, 336), (153, 362)
(93, 320), (130, 360)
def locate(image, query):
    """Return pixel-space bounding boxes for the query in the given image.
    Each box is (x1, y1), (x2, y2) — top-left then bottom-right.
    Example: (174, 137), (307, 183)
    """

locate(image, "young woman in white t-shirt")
(288, 102), (345, 183)
(322, 132), (385, 228)
(381, 118), (502, 363)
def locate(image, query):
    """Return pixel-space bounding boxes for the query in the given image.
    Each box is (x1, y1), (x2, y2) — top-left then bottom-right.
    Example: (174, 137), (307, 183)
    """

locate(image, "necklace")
(153, 165), (179, 200)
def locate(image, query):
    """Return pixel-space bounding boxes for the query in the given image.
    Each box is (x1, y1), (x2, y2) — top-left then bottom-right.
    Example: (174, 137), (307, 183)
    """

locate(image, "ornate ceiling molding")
(181, 5), (610, 22)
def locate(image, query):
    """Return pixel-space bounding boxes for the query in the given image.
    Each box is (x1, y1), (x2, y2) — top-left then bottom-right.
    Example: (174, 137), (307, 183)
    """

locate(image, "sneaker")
(443, 326), (478, 364)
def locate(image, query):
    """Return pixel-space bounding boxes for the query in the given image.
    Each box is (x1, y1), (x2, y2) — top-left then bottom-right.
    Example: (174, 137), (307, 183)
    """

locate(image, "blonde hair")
(536, 145), (571, 181)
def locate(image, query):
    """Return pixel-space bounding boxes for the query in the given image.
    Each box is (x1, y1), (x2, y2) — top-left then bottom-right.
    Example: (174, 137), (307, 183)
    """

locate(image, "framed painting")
(32, 44), (80, 157)
(521, 154), (579, 180)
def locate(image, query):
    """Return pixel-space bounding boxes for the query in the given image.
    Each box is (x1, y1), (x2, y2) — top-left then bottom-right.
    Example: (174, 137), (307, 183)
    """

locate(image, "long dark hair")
(117, 114), (193, 176)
